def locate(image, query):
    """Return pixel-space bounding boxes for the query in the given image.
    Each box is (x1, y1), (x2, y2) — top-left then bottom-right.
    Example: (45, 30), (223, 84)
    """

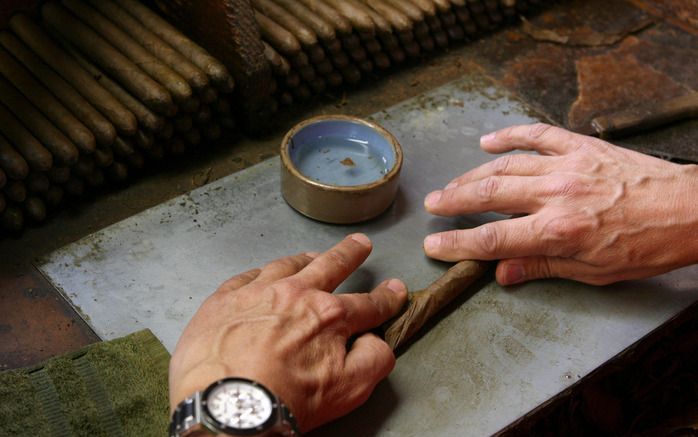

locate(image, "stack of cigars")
(251, 0), (550, 106)
(0, 0), (235, 233)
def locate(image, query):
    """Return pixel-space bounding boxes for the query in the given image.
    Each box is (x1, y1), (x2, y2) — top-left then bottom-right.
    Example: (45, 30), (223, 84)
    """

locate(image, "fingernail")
(386, 278), (406, 294)
(349, 233), (371, 247)
(480, 132), (496, 144)
(445, 182), (457, 190)
(504, 264), (525, 284)
(423, 234), (440, 253)
(425, 190), (442, 208)
(304, 251), (320, 258)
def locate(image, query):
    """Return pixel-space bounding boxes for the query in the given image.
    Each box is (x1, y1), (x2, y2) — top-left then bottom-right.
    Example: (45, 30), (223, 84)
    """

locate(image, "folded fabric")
(0, 329), (170, 437)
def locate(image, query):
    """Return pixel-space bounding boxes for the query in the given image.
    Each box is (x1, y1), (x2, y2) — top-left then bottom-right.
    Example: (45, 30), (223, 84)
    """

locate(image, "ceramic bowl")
(280, 115), (403, 224)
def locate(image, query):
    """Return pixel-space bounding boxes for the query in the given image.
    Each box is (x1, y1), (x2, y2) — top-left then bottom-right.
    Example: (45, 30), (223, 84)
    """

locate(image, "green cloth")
(0, 329), (170, 437)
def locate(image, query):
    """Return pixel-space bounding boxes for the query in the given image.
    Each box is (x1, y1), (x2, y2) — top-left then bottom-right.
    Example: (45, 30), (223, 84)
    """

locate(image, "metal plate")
(38, 73), (698, 436)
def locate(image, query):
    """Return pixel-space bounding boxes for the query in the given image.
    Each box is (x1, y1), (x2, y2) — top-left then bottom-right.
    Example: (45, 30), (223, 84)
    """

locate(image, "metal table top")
(39, 72), (698, 436)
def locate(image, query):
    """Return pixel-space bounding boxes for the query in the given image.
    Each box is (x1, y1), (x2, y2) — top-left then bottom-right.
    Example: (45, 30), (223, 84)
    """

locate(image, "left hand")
(169, 234), (407, 432)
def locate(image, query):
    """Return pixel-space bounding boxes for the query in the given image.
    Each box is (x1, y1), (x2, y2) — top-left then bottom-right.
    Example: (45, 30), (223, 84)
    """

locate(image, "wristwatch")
(169, 377), (300, 436)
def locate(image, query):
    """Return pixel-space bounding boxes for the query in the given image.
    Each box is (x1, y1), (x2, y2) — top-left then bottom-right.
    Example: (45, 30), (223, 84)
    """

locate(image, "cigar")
(254, 10), (301, 57)
(292, 83), (312, 100)
(180, 95), (201, 113)
(134, 130), (154, 150)
(93, 146), (114, 168)
(82, 166), (105, 188)
(273, 0), (337, 43)
(0, 204), (23, 233)
(433, 30), (449, 47)
(341, 33), (362, 50)
(440, 11), (457, 27)
(158, 122), (174, 140)
(199, 87), (218, 105)
(0, 168), (5, 190)
(145, 142), (164, 161)
(304, 43), (327, 64)
(339, 65), (362, 84)
(185, 128), (201, 146)
(112, 137), (136, 157)
(42, 2), (174, 114)
(26, 172), (50, 193)
(264, 42), (291, 77)
(106, 160), (129, 182)
(43, 185), (64, 207)
(47, 166), (71, 184)
(365, 0), (413, 33)
(0, 32), (116, 147)
(62, 175), (85, 197)
(323, 0), (377, 35)
(348, 46), (368, 63)
(73, 155), (95, 179)
(329, 51), (350, 69)
(484, 0), (503, 23)
(285, 71), (301, 88)
(0, 44), (96, 155)
(426, 14), (444, 32)
(65, 45), (166, 133)
(454, 6), (479, 35)
(362, 38), (382, 54)
(357, 59), (374, 73)
(195, 105), (212, 125)
(125, 150), (144, 170)
(219, 116), (236, 131)
(174, 116), (193, 133)
(3, 180), (27, 203)
(0, 76), (79, 166)
(326, 71), (344, 87)
(389, 0), (425, 23)
(323, 38), (343, 54)
(372, 51), (391, 69)
(414, 21), (431, 38)
(292, 51), (310, 68)
(23, 196), (47, 223)
(297, 64), (317, 82)
(315, 59), (335, 75)
(88, 0), (209, 91)
(410, 0), (438, 16)
(8, 14), (137, 137)
(431, 0), (454, 12)
(297, 0), (354, 35)
(0, 102), (53, 172)
(387, 45), (407, 63)
(253, 0), (319, 47)
(62, 0), (192, 104)
(446, 24), (465, 40)
(215, 98), (232, 116)
(167, 139), (186, 156)
(309, 76), (327, 94)
(0, 131), (29, 181)
(279, 92), (294, 106)
(115, 0), (234, 91)
(203, 122), (222, 141)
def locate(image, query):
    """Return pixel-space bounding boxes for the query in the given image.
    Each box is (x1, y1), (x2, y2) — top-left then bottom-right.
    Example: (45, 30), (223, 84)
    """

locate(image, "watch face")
(205, 381), (274, 430)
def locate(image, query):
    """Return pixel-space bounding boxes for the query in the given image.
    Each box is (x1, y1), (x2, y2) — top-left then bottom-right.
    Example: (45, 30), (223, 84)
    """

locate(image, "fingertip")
(496, 261), (526, 286)
(385, 278), (408, 301)
(349, 233), (371, 248)
(424, 190), (442, 210)
(480, 132), (496, 148)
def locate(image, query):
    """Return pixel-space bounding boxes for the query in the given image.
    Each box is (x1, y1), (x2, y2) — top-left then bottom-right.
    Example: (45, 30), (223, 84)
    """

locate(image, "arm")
(423, 123), (698, 286)
(169, 233), (407, 432)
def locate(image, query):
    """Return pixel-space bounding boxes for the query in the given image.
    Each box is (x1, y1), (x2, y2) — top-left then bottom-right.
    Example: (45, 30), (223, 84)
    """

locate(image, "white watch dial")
(207, 382), (274, 429)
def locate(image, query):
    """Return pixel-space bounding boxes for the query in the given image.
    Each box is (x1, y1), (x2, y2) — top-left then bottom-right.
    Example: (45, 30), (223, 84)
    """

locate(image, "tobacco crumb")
(340, 157), (356, 167)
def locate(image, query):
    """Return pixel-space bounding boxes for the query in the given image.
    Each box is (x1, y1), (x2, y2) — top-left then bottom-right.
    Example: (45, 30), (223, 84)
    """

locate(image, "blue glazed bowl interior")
(288, 119), (397, 187)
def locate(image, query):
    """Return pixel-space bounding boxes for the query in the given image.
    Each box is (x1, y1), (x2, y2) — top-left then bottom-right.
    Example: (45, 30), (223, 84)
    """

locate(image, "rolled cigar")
(63, 0), (192, 104)
(180, 96), (201, 113)
(113, 137), (136, 157)
(199, 87), (218, 104)
(42, 2), (174, 114)
(402, 39), (422, 58)
(23, 196), (47, 223)
(292, 51), (310, 68)
(484, 0), (503, 23)
(93, 146), (114, 168)
(168, 139), (186, 156)
(446, 24), (465, 40)
(0, 44), (96, 154)
(339, 65), (362, 84)
(0, 169), (5, 190)
(397, 29), (415, 43)
(219, 116), (236, 131)
(348, 46), (368, 63)
(0, 103), (53, 172)
(273, 0), (336, 42)
(0, 76), (79, 166)
(383, 260), (489, 350)
(357, 59), (374, 73)
(341, 33), (362, 51)
(298, 65), (317, 82)
(389, 0), (425, 23)
(185, 128), (201, 146)
(254, 11), (301, 57)
(363, 38), (382, 54)
(134, 130), (154, 150)
(414, 21), (432, 38)
(372, 51), (391, 69)
(203, 122), (222, 141)
(62, 175), (85, 197)
(253, 0), (318, 48)
(440, 11), (457, 27)
(145, 142), (164, 161)
(74, 155), (95, 179)
(323, 0), (377, 35)
(0, 32), (116, 147)
(500, 0), (517, 17)
(8, 15), (137, 136)
(65, 45), (165, 133)
(82, 167), (105, 188)
(43, 185), (64, 208)
(0, 192), (5, 214)
(0, 204), (23, 233)
(431, 0), (453, 12)
(174, 116), (193, 133)
(158, 122), (174, 140)
(360, 3), (395, 35)
(448, 0), (467, 6)
(106, 160), (129, 182)
(309, 76), (327, 94)
(264, 42), (291, 76)
(195, 105), (212, 125)
(0, 132), (30, 180)
(387, 45), (406, 63)
(297, 0), (353, 35)
(305, 44), (326, 64)
(115, 0), (233, 90)
(125, 150), (144, 170)
(292, 83), (312, 100)
(329, 51), (350, 69)
(315, 59), (335, 75)
(409, 0), (438, 15)
(4, 180), (27, 203)
(47, 166), (71, 184)
(279, 92), (294, 106)
(26, 172), (50, 193)
(285, 71), (301, 88)
(433, 30), (449, 47)
(88, 0), (209, 91)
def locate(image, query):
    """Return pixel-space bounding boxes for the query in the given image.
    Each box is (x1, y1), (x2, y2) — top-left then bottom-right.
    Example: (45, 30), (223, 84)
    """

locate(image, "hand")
(169, 234), (407, 432)
(423, 123), (698, 286)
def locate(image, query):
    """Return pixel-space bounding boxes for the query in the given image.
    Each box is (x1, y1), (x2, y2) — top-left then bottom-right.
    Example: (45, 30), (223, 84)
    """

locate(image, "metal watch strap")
(169, 384), (301, 437)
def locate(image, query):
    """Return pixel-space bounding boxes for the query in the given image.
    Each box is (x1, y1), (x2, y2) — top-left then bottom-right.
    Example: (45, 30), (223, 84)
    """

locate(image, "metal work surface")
(39, 74), (698, 436)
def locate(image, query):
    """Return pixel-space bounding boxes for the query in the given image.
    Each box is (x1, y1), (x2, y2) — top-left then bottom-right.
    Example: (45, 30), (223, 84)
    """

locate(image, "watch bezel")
(200, 377), (280, 436)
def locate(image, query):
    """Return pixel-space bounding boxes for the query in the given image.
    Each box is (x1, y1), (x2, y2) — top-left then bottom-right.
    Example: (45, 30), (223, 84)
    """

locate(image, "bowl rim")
(280, 114), (403, 192)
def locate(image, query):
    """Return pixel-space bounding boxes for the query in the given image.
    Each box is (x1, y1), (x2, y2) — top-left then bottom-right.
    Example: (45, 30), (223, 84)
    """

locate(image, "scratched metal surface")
(39, 74), (698, 436)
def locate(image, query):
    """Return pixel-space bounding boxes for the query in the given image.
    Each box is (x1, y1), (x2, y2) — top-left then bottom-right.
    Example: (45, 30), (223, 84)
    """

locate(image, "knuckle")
(476, 225), (500, 257)
(492, 155), (513, 175)
(549, 176), (588, 198)
(314, 295), (347, 323)
(478, 176), (499, 202)
(440, 231), (466, 252)
(325, 250), (351, 274)
(528, 123), (553, 139)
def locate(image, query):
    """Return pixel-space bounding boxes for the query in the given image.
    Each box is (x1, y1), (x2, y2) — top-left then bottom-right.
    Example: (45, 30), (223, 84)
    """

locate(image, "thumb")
(496, 256), (604, 285)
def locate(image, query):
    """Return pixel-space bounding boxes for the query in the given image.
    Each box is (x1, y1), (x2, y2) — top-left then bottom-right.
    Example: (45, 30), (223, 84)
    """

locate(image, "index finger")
(480, 123), (588, 156)
(289, 233), (373, 291)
